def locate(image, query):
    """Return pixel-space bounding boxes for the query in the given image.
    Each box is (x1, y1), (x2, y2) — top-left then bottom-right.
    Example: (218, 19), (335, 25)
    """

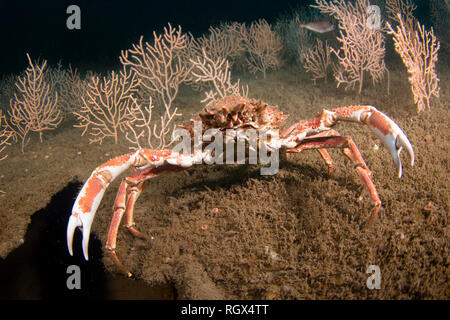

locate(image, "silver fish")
(300, 21), (335, 33)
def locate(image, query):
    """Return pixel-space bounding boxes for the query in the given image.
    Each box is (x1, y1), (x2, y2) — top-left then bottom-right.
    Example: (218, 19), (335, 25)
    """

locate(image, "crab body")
(67, 96), (414, 277)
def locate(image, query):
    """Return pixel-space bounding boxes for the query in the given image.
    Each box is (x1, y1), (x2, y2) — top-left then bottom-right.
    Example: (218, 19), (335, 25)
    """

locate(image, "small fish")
(300, 21), (335, 33)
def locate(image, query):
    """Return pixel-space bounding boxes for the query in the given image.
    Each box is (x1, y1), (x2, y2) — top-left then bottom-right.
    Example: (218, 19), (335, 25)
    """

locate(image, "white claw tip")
(67, 215), (79, 257)
(67, 211), (94, 261)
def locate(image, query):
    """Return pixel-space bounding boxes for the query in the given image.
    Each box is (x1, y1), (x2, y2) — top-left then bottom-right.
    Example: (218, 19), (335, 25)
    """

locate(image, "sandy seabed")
(0, 58), (448, 299)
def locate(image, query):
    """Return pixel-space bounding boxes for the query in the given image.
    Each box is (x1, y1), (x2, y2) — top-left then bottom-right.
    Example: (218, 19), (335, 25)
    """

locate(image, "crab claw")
(67, 152), (138, 260)
(331, 106), (414, 178)
(67, 181), (108, 260)
(364, 107), (414, 178)
(377, 123), (415, 178)
(67, 211), (95, 261)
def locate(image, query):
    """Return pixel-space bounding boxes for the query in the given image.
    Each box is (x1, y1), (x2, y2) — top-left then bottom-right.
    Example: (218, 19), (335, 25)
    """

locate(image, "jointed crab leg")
(288, 133), (381, 227)
(283, 105), (415, 226)
(109, 181), (147, 276)
(284, 105), (415, 178)
(106, 179), (131, 276)
(106, 178), (153, 277)
(122, 181), (147, 238)
(106, 165), (185, 277)
(67, 152), (139, 261)
(287, 130), (339, 174)
(67, 149), (198, 262)
(317, 149), (333, 174)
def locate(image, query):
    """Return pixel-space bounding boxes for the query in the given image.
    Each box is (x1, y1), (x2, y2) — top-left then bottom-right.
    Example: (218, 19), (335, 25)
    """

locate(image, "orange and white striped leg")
(105, 164), (185, 276)
(287, 134), (381, 227)
(285, 105), (414, 178)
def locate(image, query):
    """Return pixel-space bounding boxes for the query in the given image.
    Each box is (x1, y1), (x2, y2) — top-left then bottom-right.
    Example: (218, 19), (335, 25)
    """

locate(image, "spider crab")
(67, 96), (414, 277)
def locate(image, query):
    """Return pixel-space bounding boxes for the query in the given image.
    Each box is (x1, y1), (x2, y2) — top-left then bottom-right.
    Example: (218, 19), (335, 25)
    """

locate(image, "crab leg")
(67, 151), (139, 261)
(288, 130), (339, 174)
(122, 181), (147, 238)
(67, 149), (199, 262)
(287, 134), (381, 227)
(285, 106), (415, 178)
(317, 149), (333, 174)
(106, 179), (131, 276)
(105, 165), (185, 277)
(107, 180), (147, 277)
